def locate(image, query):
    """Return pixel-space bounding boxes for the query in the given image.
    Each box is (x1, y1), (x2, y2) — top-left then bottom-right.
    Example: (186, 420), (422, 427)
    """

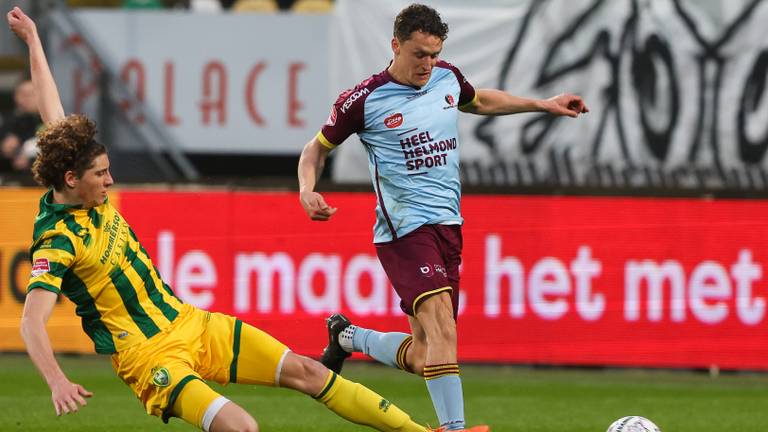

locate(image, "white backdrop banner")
(50, 11), (330, 154)
(330, 0), (768, 190)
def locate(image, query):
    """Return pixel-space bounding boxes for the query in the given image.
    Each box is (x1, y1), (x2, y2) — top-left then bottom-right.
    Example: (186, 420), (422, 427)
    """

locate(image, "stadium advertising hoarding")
(3, 189), (768, 370)
(118, 190), (768, 370)
(49, 11), (330, 154)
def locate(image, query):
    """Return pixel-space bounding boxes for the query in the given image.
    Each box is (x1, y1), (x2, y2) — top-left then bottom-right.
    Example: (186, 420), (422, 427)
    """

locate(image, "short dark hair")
(32, 114), (107, 191)
(393, 4), (449, 42)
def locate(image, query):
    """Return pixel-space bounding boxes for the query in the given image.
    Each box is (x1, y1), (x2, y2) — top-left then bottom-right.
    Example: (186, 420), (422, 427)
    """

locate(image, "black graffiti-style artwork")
(465, 0), (768, 190)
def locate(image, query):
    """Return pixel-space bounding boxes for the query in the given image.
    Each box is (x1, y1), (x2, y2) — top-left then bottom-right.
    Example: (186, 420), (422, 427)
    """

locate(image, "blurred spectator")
(0, 78), (42, 175)
(66, 0), (121, 7)
(231, 0), (325, 12)
(292, 0), (332, 13)
(275, 0), (294, 9)
(189, 0), (222, 12)
(122, 0), (163, 8)
(232, 0), (277, 12)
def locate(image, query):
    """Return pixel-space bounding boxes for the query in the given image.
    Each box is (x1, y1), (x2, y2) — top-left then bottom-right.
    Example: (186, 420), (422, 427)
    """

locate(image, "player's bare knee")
(302, 355), (330, 384)
(209, 404), (258, 432)
(235, 417), (259, 432)
(279, 353), (328, 395)
(406, 340), (427, 375)
(409, 357), (426, 376)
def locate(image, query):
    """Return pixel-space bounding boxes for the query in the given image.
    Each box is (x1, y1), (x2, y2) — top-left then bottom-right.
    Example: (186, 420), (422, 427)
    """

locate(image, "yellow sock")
(314, 371), (427, 432)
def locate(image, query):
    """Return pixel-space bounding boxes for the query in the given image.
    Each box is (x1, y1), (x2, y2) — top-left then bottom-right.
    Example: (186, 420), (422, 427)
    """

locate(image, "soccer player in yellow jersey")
(8, 7), (441, 432)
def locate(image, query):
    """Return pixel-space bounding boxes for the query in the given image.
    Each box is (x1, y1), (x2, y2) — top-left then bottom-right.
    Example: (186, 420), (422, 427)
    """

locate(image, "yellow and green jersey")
(27, 190), (184, 354)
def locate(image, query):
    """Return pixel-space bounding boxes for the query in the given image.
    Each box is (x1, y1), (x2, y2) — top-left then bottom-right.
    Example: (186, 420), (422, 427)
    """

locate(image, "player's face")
(393, 31), (443, 87)
(73, 153), (114, 208)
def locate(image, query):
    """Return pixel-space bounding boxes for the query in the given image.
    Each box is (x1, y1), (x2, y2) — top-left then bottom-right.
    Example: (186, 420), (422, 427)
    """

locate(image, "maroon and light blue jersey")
(317, 61), (476, 243)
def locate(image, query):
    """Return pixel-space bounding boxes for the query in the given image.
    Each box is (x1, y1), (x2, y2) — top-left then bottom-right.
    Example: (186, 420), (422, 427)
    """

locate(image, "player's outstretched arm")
(460, 88), (589, 118)
(20, 289), (93, 416)
(298, 136), (338, 221)
(7, 7), (65, 124)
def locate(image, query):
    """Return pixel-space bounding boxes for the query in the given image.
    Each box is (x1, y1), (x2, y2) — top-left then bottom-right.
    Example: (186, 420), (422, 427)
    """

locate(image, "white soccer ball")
(606, 416), (661, 432)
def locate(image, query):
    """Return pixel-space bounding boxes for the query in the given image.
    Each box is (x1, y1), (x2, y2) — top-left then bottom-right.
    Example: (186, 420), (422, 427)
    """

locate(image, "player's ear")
(391, 37), (400, 55)
(64, 170), (78, 189)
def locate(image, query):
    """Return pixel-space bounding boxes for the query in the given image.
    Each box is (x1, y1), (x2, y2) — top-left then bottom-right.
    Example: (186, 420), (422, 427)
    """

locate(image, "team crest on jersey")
(384, 113), (403, 129)
(444, 94), (457, 109)
(31, 258), (50, 277)
(151, 367), (171, 387)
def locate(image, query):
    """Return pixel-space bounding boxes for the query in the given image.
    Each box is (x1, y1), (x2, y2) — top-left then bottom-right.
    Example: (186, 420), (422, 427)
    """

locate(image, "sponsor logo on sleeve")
(325, 106), (337, 127)
(384, 113), (403, 129)
(340, 88), (370, 114)
(31, 258), (50, 277)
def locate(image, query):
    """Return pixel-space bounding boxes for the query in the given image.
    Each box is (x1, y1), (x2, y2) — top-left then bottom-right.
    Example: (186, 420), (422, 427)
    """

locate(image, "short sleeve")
(27, 234), (76, 294)
(317, 86), (368, 149)
(438, 60), (477, 107)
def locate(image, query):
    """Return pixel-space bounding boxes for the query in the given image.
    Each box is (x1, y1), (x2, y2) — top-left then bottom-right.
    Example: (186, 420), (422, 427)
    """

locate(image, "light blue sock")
(424, 367), (465, 430)
(351, 327), (410, 369)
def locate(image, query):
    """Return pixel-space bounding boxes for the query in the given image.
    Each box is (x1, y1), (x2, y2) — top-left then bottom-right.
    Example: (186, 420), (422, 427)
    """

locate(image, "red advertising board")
(119, 191), (768, 370)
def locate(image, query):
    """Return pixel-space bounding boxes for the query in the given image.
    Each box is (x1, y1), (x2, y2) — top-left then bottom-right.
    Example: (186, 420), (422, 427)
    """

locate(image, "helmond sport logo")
(444, 94), (456, 109)
(384, 113), (403, 129)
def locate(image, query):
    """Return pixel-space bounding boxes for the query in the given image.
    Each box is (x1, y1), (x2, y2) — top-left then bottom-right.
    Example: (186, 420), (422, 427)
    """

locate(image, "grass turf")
(1, 353), (767, 431)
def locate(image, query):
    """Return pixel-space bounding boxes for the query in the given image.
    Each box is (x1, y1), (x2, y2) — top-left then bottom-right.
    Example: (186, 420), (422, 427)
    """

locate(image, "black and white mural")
(332, 0), (768, 190)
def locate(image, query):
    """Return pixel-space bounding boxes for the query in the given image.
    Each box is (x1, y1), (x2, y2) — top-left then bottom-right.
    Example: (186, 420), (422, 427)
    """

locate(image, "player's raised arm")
(460, 88), (589, 118)
(7, 7), (65, 124)
(20, 289), (93, 416)
(298, 136), (338, 221)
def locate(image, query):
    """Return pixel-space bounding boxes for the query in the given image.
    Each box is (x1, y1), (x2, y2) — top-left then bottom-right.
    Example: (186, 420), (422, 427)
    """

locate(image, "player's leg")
(414, 291), (465, 431)
(404, 314), (427, 375)
(279, 351), (428, 432)
(208, 403), (258, 432)
(207, 313), (428, 432)
(321, 226), (443, 375)
(170, 377), (257, 432)
(321, 312), (414, 373)
(110, 309), (257, 432)
(417, 225), (475, 431)
(345, 288), (467, 431)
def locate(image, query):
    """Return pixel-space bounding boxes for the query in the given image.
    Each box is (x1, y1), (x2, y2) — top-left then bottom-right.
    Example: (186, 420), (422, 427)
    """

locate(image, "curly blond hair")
(31, 114), (107, 190)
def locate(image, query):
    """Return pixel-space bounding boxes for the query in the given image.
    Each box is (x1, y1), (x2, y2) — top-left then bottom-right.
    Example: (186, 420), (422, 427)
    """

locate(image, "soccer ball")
(606, 416), (661, 432)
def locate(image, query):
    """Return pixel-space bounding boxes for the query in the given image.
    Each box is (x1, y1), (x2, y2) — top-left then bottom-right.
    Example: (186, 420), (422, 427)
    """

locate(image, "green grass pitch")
(1, 353), (767, 431)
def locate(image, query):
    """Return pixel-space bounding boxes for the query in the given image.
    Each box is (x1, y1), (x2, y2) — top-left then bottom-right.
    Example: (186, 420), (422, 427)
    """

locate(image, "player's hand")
(543, 93), (589, 118)
(7, 6), (37, 44)
(50, 378), (93, 416)
(300, 191), (338, 221)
